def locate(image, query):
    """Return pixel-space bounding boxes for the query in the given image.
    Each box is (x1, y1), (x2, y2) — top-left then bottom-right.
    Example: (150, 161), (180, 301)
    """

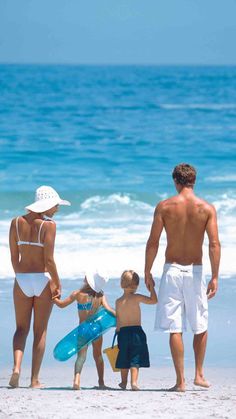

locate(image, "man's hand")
(149, 276), (155, 289)
(206, 277), (218, 299)
(145, 272), (155, 291)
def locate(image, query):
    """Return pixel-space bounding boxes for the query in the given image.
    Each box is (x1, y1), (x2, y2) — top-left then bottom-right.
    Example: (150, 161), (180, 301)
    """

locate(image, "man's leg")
(169, 332), (185, 392)
(193, 331), (210, 387)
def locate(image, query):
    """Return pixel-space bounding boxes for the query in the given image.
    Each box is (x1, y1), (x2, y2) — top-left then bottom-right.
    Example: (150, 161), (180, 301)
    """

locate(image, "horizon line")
(0, 61), (236, 67)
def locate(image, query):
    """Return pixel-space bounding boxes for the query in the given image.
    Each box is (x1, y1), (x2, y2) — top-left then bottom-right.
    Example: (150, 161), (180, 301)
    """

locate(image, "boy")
(115, 270), (157, 390)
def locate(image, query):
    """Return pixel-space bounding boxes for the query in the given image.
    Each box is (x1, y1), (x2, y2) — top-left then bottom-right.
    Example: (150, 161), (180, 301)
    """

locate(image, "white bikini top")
(16, 217), (45, 248)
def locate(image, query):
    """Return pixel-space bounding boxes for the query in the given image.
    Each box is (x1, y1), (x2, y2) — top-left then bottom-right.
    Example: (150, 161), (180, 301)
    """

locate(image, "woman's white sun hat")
(85, 270), (109, 293)
(25, 185), (71, 213)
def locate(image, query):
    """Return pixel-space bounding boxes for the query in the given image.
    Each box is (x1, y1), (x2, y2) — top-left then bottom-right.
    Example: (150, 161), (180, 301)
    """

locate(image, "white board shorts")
(155, 263), (208, 334)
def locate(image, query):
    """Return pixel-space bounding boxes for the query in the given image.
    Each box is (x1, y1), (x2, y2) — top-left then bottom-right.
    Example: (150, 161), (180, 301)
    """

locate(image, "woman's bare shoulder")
(42, 219), (56, 233)
(11, 215), (24, 224)
(10, 217), (17, 226)
(43, 218), (56, 225)
(10, 215), (26, 231)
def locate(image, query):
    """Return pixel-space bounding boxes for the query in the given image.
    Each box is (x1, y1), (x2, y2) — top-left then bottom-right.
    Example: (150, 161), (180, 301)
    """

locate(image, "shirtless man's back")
(145, 163), (220, 392)
(162, 192), (217, 265)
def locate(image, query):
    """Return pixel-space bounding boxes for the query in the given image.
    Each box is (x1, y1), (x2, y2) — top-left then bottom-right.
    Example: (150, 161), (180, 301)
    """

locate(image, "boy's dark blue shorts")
(115, 326), (150, 369)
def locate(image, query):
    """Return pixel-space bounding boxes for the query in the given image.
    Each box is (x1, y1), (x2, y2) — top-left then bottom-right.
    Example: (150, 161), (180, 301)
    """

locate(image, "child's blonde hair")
(121, 270), (139, 289)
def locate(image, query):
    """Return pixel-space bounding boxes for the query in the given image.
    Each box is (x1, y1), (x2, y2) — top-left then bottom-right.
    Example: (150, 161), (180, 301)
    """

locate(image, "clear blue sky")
(0, 0), (236, 64)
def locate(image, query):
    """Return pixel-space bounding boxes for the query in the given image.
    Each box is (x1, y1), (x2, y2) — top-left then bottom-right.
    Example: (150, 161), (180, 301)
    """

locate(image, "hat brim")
(25, 198), (71, 213)
(86, 271), (108, 293)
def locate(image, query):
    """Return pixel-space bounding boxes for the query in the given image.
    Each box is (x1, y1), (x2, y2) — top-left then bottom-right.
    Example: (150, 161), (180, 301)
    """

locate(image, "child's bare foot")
(73, 374), (80, 390)
(194, 377), (210, 388)
(131, 383), (140, 391)
(168, 384), (185, 392)
(9, 372), (20, 388)
(119, 381), (127, 390)
(30, 379), (44, 389)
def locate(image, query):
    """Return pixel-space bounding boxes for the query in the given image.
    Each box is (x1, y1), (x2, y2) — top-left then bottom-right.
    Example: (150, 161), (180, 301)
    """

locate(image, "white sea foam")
(0, 194), (235, 279)
(160, 103), (236, 110)
(207, 175), (236, 183)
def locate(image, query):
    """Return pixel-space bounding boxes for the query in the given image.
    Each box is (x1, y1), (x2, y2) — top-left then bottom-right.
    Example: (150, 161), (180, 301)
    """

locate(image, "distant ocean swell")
(160, 103), (236, 110)
(0, 193), (235, 280)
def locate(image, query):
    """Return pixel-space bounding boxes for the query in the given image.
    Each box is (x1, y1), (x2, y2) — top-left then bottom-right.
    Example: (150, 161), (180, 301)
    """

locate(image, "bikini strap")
(38, 221), (45, 244)
(16, 217), (20, 242)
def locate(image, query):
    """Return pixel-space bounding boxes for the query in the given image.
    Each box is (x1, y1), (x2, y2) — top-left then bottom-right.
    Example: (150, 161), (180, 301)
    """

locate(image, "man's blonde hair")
(121, 270), (139, 289)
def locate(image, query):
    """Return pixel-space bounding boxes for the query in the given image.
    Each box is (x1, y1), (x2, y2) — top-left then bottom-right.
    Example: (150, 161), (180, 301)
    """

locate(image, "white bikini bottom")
(15, 273), (50, 297)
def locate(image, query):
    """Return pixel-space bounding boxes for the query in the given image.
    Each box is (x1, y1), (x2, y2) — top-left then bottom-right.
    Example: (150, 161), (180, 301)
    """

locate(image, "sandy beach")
(1, 276), (236, 419)
(0, 366), (235, 419)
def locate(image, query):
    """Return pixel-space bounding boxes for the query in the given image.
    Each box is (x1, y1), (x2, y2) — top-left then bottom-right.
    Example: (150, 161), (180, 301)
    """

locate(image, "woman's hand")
(53, 297), (60, 305)
(50, 280), (61, 300)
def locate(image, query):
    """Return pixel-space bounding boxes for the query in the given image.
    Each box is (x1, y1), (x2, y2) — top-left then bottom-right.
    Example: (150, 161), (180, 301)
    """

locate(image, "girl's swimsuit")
(77, 301), (93, 311)
(15, 217), (51, 297)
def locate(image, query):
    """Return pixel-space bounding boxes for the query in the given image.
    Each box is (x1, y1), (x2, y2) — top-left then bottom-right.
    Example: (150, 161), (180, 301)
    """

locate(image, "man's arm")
(145, 203), (164, 289)
(205, 205), (221, 299)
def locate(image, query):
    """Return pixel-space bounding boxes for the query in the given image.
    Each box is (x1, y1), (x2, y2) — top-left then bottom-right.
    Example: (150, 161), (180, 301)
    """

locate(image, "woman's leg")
(9, 281), (33, 387)
(31, 283), (53, 388)
(92, 337), (105, 387)
(74, 346), (88, 390)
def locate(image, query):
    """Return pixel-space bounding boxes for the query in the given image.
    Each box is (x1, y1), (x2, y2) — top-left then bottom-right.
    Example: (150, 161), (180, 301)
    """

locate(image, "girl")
(54, 272), (115, 390)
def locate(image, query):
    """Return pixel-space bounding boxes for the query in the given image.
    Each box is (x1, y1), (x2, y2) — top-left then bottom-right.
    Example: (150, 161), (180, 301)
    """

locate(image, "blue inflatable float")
(53, 307), (116, 361)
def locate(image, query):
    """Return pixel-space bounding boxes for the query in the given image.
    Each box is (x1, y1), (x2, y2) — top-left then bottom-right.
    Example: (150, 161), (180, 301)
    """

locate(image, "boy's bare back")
(116, 293), (142, 330)
(116, 273), (157, 331)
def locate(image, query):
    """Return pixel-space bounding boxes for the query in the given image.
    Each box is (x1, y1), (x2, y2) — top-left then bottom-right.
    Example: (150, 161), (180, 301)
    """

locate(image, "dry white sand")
(0, 366), (235, 419)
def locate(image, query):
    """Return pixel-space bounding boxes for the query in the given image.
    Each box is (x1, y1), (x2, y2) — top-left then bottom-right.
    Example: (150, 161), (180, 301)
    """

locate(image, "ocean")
(0, 64), (235, 369)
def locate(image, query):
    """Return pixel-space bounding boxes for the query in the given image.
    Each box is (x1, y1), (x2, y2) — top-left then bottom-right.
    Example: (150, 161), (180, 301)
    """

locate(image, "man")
(145, 163), (220, 392)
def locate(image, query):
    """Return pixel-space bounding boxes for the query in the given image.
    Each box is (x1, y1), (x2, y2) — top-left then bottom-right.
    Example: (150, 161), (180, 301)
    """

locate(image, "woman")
(9, 185), (71, 388)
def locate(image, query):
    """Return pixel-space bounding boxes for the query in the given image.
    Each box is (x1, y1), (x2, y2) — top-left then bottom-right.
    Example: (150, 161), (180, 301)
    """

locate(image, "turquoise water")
(0, 65), (235, 367)
(0, 65), (236, 278)
(1, 65), (236, 197)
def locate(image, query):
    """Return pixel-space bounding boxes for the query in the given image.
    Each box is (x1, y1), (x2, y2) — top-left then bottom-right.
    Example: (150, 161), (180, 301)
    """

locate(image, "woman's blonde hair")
(121, 270), (139, 289)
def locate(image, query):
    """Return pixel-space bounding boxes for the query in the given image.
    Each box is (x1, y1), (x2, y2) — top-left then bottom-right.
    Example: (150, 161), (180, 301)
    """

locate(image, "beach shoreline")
(1, 366), (236, 419)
